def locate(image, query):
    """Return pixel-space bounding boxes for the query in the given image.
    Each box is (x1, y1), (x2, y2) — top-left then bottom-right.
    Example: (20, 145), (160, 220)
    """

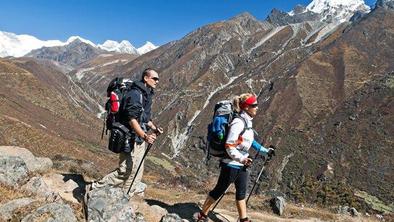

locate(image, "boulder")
(0, 198), (35, 221)
(131, 181), (147, 197)
(160, 213), (183, 222)
(87, 186), (134, 222)
(21, 176), (61, 202)
(350, 207), (359, 217)
(337, 205), (350, 215)
(270, 196), (286, 216)
(0, 146), (52, 173)
(0, 156), (29, 187)
(21, 203), (77, 222)
(151, 205), (168, 217)
(42, 173), (80, 203)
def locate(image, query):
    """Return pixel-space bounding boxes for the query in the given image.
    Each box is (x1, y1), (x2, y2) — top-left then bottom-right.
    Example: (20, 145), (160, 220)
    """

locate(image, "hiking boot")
(239, 217), (252, 222)
(193, 212), (208, 222)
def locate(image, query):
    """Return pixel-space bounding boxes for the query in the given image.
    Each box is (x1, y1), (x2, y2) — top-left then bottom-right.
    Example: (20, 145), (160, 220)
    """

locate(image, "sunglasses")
(249, 103), (258, 108)
(150, 77), (159, 81)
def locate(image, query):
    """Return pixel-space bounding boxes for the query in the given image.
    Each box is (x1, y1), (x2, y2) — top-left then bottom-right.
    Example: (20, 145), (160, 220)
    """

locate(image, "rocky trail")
(0, 146), (389, 221)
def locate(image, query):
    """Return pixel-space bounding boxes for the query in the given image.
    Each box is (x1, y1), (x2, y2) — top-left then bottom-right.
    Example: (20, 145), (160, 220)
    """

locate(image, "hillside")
(0, 58), (116, 177)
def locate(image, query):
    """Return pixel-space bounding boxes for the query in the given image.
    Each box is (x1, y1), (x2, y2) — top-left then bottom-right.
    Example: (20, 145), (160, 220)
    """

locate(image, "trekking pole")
(210, 152), (260, 213)
(246, 148), (276, 206)
(101, 112), (107, 140)
(126, 127), (162, 195)
(245, 158), (267, 205)
(126, 143), (153, 194)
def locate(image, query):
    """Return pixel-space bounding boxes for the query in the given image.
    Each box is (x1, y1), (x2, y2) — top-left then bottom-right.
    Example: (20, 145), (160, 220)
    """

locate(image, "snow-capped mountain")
(98, 40), (139, 54)
(0, 31), (63, 57)
(65, 36), (96, 47)
(269, 0), (371, 26)
(137, 41), (158, 55)
(306, 0), (370, 23)
(0, 31), (157, 58)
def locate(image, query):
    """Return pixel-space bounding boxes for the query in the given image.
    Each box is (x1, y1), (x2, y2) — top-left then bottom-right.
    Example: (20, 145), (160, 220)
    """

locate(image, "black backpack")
(206, 100), (248, 161)
(102, 77), (135, 153)
(101, 77), (132, 138)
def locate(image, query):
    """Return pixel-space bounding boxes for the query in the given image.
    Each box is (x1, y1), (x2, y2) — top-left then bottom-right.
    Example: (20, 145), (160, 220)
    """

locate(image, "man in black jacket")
(92, 68), (162, 194)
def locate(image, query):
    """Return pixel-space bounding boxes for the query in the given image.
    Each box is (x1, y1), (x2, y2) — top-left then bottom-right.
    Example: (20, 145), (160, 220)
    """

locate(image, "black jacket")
(119, 80), (154, 131)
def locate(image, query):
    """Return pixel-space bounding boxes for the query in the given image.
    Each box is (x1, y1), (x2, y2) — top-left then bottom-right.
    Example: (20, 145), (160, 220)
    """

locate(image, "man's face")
(144, 70), (159, 89)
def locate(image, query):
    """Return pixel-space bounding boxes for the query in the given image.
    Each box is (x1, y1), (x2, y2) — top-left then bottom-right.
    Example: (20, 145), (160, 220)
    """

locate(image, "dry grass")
(0, 184), (29, 204)
(7, 200), (44, 222)
(67, 201), (85, 222)
(0, 182), (84, 221)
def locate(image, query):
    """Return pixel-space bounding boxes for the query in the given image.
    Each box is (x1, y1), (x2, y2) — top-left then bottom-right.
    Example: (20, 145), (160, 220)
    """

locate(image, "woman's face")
(244, 103), (258, 117)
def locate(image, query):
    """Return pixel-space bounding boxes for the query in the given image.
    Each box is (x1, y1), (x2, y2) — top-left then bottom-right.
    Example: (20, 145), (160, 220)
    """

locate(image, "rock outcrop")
(87, 186), (135, 222)
(0, 146), (52, 173)
(0, 198), (35, 221)
(0, 156), (28, 187)
(21, 203), (77, 222)
(160, 213), (183, 222)
(0, 146), (81, 220)
(270, 196), (286, 216)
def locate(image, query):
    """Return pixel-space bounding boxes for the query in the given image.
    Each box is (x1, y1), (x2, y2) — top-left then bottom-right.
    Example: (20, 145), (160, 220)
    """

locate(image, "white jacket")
(223, 111), (254, 168)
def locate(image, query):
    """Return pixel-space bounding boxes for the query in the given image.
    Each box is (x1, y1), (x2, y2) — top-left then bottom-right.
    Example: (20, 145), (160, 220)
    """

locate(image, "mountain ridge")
(0, 31), (157, 57)
(270, 0), (371, 26)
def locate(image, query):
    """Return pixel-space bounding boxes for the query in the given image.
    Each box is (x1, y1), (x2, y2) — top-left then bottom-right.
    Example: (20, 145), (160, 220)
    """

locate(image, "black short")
(209, 164), (249, 200)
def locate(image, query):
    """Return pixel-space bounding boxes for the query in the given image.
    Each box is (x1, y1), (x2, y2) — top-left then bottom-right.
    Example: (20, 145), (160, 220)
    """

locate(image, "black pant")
(209, 164), (249, 201)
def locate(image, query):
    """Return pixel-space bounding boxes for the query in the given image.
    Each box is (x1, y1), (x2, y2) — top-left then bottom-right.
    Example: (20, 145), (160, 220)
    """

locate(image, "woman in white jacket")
(194, 93), (273, 222)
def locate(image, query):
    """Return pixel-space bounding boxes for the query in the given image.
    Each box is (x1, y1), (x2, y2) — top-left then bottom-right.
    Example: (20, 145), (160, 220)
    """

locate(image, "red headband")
(240, 95), (257, 109)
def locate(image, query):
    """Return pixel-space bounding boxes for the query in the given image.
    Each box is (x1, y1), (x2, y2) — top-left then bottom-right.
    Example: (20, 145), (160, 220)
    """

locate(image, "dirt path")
(132, 186), (380, 222)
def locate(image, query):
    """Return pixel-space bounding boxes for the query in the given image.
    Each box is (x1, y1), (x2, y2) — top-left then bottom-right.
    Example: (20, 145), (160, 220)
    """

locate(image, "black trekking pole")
(246, 158), (267, 205)
(126, 127), (162, 194)
(210, 151), (260, 213)
(246, 147), (276, 205)
(101, 112), (107, 140)
(126, 143), (153, 195)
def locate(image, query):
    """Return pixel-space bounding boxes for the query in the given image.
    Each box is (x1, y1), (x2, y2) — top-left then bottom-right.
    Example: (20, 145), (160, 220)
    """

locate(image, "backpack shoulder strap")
(239, 116), (249, 136)
(231, 113), (250, 137)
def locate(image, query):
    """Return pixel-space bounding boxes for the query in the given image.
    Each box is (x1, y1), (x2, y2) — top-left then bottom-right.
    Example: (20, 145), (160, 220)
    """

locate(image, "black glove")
(267, 147), (276, 159)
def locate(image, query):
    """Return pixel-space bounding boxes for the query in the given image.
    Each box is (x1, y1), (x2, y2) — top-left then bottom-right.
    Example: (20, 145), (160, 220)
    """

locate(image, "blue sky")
(0, 0), (377, 47)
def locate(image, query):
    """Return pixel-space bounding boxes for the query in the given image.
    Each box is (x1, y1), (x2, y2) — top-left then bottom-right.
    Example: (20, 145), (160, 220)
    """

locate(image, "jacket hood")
(132, 80), (154, 95)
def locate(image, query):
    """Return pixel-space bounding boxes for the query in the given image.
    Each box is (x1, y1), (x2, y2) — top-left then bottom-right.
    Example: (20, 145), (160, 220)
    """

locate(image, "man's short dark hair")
(141, 68), (155, 81)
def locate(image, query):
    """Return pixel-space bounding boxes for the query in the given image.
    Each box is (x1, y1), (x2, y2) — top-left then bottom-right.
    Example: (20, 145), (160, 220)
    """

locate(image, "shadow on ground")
(145, 199), (229, 221)
(62, 173), (86, 202)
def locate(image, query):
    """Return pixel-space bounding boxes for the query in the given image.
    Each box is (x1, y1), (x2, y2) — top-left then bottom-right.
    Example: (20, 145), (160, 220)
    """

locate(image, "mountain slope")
(0, 58), (115, 176)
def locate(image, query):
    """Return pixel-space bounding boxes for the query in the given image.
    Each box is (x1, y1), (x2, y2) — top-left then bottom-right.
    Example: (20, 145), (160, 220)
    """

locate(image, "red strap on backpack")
(110, 92), (120, 113)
